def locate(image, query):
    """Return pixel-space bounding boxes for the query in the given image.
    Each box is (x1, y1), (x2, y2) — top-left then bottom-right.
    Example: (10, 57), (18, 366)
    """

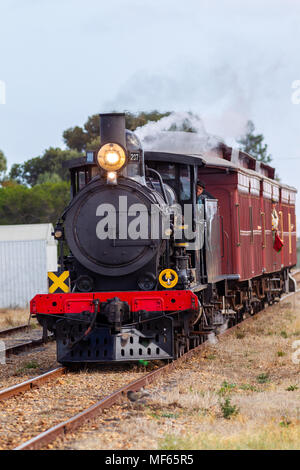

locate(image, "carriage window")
(155, 163), (176, 180)
(179, 165), (191, 201)
(78, 171), (86, 190)
(71, 167), (92, 197)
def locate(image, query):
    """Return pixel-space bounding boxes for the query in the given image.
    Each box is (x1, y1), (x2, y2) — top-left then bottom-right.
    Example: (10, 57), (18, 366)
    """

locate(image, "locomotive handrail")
(249, 206), (254, 244)
(145, 166), (169, 204)
(223, 229), (229, 273)
(279, 210), (283, 239)
(261, 211), (266, 248)
(288, 213), (292, 254)
(235, 203), (241, 246)
(220, 215), (224, 258)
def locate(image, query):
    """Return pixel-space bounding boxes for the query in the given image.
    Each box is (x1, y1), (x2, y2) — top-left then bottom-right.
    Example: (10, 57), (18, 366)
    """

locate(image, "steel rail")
(0, 367), (66, 402)
(4, 334), (54, 358)
(0, 324), (30, 338)
(14, 285), (300, 451)
(14, 344), (207, 451)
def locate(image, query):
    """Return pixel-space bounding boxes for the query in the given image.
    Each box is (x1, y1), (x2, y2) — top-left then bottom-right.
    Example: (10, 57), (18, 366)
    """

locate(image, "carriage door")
(178, 164), (205, 285)
(262, 181), (273, 273)
(205, 199), (222, 283)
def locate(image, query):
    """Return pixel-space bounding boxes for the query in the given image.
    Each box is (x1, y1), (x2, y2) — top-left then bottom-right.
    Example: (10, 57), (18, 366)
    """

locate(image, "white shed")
(0, 224), (57, 308)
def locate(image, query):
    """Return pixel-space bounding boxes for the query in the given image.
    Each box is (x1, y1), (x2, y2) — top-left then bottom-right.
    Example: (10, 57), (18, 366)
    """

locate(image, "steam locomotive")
(30, 113), (297, 364)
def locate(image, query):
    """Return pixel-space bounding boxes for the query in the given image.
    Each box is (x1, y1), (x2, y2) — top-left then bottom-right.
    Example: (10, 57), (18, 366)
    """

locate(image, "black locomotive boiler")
(30, 113), (297, 364)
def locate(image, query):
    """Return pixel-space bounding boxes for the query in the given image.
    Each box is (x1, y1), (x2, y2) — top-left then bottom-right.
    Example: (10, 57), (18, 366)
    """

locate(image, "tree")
(9, 163), (23, 184)
(125, 111), (171, 131)
(9, 147), (82, 186)
(0, 181), (70, 225)
(84, 114), (101, 138)
(168, 114), (197, 133)
(0, 150), (7, 181)
(63, 111), (171, 152)
(237, 120), (272, 163)
(62, 126), (89, 152)
(36, 172), (62, 184)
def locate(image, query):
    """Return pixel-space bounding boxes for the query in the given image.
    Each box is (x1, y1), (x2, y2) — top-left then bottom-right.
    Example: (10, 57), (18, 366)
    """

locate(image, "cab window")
(147, 162), (191, 202)
(179, 165), (191, 201)
(155, 163), (176, 181)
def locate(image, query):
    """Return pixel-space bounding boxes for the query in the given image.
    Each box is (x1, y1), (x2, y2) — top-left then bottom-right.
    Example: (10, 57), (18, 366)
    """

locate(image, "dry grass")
(160, 423), (300, 450)
(0, 309), (30, 329)
(49, 292), (300, 450)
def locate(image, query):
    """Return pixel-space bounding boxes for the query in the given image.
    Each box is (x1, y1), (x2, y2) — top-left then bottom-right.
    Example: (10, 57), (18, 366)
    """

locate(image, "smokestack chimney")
(99, 113), (126, 148)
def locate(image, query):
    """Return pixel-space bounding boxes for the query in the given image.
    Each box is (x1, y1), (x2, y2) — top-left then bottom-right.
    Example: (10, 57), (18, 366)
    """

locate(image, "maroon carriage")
(198, 146), (297, 308)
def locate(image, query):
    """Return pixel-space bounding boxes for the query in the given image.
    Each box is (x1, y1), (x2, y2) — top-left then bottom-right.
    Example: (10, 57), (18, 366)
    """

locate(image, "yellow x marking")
(48, 271), (70, 293)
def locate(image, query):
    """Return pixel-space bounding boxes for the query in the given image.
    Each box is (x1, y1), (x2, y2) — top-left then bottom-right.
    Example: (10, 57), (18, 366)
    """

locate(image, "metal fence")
(0, 240), (48, 308)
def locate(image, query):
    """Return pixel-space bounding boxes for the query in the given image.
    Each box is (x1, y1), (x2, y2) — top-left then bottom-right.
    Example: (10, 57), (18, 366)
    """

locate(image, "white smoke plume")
(104, 60), (252, 145)
(134, 111), (223, 154)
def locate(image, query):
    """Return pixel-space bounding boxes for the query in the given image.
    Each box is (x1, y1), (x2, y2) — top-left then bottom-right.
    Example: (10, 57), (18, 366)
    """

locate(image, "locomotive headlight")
(97, 143), (126, 171)
(107, 171), (117, 185)
(54, 230), (63, 238)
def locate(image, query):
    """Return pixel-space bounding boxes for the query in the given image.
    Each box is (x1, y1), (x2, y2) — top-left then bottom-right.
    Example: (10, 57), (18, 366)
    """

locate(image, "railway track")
(0, 324), (53, 358)
(0, 367), (66, 401)
(3, 334), (54, 358)
(0, 280), (298, 450)
(0, 362), (147, 450)
(0, 324), (29, 338)
(14, 348), (205, 450)
(13, 288), (292, 451)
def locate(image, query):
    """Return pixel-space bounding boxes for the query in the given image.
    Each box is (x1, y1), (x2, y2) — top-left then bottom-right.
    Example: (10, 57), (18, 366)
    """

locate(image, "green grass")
(15, 360), (40, 375)
(161, 412), (179, 419)
(149, 410), (179, 420)
(286, 385), (298, 391)
(256, 373), (269, 384)
(240, 384), (258, 392)
(217, 381), (236, 396)
(206, 354), (216, 360)
(279, 417), (292, 428)
(220, 397), (239, 420)
(159, 425), (300, 450)
(25, 360), (39, 368)
(277, 351), (286, 357)
(235, 331), (246, 339)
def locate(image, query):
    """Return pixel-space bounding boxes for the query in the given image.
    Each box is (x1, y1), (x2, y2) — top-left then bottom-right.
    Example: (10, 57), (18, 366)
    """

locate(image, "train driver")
(196, 180), (214, 205)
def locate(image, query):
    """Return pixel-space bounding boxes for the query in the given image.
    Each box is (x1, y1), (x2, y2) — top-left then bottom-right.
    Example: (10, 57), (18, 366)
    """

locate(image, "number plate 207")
(129, 152), (139, 161)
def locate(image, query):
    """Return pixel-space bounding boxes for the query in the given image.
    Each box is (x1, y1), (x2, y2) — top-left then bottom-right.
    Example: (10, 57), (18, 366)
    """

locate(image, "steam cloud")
(104, 60), (252, 145)
(134, 112), (223, 154)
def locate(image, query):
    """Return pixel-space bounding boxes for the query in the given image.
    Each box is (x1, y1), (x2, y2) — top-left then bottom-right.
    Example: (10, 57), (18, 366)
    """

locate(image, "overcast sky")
(1, 0), (300, 226)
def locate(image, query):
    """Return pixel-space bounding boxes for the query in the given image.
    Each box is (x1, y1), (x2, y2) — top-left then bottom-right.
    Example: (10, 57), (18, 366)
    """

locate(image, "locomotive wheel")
(192, 335), (200, 348)
(179, 344), (185, 357)
(174, 339), (186, 359)
(267, 292), (273, 305)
